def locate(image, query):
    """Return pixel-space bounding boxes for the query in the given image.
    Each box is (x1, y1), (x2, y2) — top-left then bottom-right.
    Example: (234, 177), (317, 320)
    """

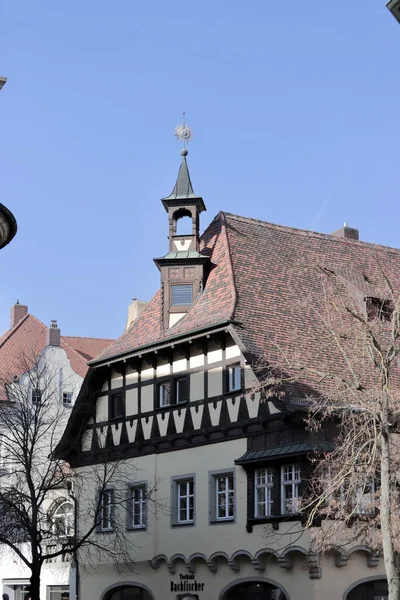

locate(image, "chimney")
(126, 298), (147, 330)
(46, 320), (60, 346)
(10, 300), (28, 328)
(331, 222), (359, 241)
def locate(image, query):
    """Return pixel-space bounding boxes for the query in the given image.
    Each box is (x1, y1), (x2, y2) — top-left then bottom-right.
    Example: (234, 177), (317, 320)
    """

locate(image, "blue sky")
(1, 1), (399, 340)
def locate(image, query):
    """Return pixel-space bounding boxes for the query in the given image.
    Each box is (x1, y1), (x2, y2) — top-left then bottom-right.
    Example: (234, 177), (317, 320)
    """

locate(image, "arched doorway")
(104, 586), (153, 600)
(346, 578), (387, 600)
(223, 581), (288, 600)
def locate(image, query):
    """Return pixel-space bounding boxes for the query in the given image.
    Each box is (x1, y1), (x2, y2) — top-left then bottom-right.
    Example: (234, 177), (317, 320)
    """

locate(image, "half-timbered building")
(57, 149), (397, 600)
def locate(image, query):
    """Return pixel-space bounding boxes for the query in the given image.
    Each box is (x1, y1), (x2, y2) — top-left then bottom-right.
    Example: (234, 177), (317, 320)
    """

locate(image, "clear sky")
(1, 1), (399, 341)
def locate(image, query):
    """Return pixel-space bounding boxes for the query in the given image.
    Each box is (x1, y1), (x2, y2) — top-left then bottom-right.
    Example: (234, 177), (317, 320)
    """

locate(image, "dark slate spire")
(164, 149), (197, 200)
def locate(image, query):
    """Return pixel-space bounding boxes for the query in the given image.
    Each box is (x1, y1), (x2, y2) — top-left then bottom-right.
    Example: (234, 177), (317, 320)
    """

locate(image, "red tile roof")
(92, 212), (400, 397)
(93, 212), (236, 361)
(0, 313), (114, 384)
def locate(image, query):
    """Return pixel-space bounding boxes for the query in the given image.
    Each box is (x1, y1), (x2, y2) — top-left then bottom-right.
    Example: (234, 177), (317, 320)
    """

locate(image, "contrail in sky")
(310, 151), (354, 232)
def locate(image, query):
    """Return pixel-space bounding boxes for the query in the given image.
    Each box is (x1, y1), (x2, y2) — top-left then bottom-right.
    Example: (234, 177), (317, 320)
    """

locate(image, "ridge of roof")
(61, 335), (114, 342)
(219, 212), (237, 320)
(223, 212), (400, 255)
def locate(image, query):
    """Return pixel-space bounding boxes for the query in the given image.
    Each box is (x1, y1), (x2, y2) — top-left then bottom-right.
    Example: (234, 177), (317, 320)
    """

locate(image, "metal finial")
(174, 112), (194, 150)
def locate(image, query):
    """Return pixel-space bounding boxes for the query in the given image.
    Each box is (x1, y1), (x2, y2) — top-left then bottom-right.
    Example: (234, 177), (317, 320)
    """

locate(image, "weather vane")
(174, 112), (193, 151)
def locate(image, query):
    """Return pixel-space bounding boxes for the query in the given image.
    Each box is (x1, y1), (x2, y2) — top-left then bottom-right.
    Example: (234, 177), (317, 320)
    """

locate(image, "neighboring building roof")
(0, 312), (114, 383)
(92, 211), (400, 386)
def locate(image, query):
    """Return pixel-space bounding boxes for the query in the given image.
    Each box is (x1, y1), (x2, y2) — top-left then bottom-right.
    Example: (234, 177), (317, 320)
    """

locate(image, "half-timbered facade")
(57, 150), (399, 600)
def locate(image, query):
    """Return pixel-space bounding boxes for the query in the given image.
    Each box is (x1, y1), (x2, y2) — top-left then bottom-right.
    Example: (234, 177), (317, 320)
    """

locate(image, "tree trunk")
(380, 430), (400, 600)
(29, 569), (41, 600)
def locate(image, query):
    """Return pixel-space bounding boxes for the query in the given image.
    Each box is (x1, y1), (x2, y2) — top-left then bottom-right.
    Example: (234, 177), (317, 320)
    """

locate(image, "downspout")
(67, 482), (79, 600)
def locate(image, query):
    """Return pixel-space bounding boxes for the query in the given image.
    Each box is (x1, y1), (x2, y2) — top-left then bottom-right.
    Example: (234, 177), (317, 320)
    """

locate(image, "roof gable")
(0, 313), (114, 383)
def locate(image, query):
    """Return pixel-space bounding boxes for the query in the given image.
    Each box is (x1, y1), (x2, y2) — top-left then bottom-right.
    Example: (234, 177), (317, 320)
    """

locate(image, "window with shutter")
(171, 285), (193, 306)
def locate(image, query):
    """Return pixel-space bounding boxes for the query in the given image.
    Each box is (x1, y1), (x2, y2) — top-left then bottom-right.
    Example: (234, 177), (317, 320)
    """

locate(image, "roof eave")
(89, 319), (237, 367)
(161, 197), (206, 213)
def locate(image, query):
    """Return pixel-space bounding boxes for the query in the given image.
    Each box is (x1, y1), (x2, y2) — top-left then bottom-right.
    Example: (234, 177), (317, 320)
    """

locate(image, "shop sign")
(170, 573), (205, 593)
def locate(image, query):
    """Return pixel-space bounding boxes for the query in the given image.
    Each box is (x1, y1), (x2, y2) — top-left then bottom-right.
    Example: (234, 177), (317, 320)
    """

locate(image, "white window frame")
(172, 477), (195, 525)
(281, 464), (301, 514)
(254, 468), (274, 517)
(99, 489), (114, 531)
(129, 485), (147, 529)
(212, 472), (235, 522)
(227, 364), (241, 392)
(159, 381), (171, 407)
(51, 500), (74, 537)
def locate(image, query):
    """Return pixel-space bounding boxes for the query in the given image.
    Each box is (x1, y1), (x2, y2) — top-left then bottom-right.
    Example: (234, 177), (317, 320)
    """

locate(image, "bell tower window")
(171, 285), (193, 306)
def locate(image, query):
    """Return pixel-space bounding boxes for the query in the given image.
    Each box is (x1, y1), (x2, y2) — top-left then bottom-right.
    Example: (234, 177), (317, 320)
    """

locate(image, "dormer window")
(366, 297), (393, 322)
(171, 285), (193, 306)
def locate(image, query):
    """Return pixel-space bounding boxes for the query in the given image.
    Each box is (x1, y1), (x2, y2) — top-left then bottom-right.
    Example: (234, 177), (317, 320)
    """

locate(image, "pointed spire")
(165, 149), (197, 200)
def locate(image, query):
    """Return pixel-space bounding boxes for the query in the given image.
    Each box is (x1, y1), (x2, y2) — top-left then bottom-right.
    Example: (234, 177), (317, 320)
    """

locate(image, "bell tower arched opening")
(174, 208), (193, 237)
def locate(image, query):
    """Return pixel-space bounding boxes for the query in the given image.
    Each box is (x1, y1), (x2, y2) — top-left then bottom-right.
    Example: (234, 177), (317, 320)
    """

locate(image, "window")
(46, 544), (57, 563)
(48, 586), (70, 600)
(159, 381), (171, 407)
(212, 473), (235, 522)
(99, 489), (114, 531)
(51, 500), (74, 537)
(32, 388), (42, 403)
(366, 297), (393, 322)
(355, 482), (375, 515)
(62, 391), (73, 406)
(255, 468), (274, 517)
(175, 377), (187, 403)
(171, 284), (193, 306)
(281, 464), (301, 514)
(128, 485), (147, 529)
(109, 392), (124, 419)
(227, 364), (241, 392)
(173, 477), (195, 525)
(158, 377), (188, 408)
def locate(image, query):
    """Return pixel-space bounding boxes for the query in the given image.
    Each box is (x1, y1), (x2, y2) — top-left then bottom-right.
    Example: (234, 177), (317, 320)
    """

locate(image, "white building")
(0, 302), (113, 600)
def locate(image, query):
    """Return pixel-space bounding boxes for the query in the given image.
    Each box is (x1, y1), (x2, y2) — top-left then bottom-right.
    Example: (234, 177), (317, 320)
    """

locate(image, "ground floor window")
(223, 581), (287, 600)
(347, 578), (387, 600)
(104, 585), (153, 600)
(48, 586), (69, 600)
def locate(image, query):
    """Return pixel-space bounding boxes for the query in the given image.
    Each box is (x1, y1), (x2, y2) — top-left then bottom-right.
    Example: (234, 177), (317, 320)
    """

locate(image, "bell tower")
(154, 122), (209, 331)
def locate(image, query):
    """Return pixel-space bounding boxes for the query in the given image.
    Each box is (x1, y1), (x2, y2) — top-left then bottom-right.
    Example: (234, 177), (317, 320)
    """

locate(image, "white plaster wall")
(208, 366), (223, 397)
(96, 395), (108, 422)
(126, 388), (138, 416)
(141, 384), (153, 413)
(0, 345), (81, 599)
(190, 372), (204, 401)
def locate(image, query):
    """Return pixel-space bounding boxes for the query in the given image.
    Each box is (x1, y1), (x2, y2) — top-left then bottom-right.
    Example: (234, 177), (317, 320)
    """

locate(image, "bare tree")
(0, 353), (153, 600)
(255, 264), (400, 600)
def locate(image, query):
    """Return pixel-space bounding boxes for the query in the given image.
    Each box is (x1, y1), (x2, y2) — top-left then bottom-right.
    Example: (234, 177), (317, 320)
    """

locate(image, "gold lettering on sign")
(184, 267), (195, 279)
(169, 268), (180, 279)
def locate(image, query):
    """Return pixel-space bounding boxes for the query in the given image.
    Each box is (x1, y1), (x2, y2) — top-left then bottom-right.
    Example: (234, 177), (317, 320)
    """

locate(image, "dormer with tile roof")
(154, 149), (210, 330)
